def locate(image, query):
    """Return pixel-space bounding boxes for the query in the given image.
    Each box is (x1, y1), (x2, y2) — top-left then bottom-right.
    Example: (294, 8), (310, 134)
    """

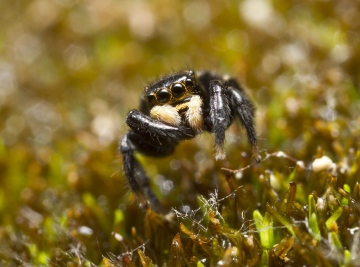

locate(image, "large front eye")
(157, 88), (171, 103)
(171, 83), (186, 98)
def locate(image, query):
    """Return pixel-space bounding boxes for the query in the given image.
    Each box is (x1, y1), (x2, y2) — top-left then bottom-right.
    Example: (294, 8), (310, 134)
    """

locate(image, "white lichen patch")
(312, 156), (336, 173)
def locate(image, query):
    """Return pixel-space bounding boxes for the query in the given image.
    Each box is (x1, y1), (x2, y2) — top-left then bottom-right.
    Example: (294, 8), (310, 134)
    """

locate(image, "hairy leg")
(209, 80), (232, 160)
(120, 110), (196, 212)
(227, 85), (260, 161)
(119, 133), (166, 212)
(126, 110), (196, 145)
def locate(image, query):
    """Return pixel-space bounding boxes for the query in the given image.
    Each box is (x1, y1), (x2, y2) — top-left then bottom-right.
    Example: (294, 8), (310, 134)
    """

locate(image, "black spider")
(119, 70), (259, 212)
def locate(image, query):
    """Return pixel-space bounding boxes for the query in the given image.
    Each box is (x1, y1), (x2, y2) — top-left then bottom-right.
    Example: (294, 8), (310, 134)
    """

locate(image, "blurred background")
(0, 0), (359, 265)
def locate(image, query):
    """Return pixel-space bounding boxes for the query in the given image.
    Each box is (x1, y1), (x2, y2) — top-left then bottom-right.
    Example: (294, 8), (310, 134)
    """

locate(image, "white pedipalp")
(185, 95), (204, 132)
(150, 104), (182, 125)
(150, 95), (204, 132)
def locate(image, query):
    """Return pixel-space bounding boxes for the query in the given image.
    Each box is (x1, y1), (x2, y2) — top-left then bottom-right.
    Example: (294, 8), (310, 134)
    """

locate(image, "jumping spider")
(120, 70), (259, 212)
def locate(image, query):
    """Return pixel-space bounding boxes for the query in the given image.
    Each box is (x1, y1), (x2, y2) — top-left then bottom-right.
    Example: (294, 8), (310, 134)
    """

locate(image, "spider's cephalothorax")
(120, 70), (259, 212)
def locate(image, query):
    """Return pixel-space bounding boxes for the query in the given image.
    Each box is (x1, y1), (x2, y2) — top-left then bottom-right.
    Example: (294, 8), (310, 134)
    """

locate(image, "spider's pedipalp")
(150, 105), (182, 126)
(185, 95), (204, 132)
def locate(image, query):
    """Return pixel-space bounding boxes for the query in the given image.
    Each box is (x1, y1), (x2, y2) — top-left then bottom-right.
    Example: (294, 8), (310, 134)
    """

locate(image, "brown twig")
(221, 151), (309, 174)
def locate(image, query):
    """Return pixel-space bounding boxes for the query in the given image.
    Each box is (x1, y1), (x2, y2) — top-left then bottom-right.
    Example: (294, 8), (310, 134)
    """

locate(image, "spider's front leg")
(119, 110), (196, 212)
(119, 131), (170, 212)
(209, 80), (232, 160)
(120, 132), (163, 211)
(208, 79), (260, 161)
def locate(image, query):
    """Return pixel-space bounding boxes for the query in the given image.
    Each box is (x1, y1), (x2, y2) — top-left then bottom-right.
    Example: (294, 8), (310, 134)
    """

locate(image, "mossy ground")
(0, 1), (359, 266)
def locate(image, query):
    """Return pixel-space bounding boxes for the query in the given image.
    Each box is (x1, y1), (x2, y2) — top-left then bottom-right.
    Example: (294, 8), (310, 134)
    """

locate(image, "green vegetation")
(0, 0), (359, 266)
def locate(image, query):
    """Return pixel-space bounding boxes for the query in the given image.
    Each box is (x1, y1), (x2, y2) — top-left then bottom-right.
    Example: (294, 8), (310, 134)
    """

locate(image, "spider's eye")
(171, 83), (186, 98)
(157, 88), (171, 103)
(147, 93), (156, 103)
(185, 78), (193, 87)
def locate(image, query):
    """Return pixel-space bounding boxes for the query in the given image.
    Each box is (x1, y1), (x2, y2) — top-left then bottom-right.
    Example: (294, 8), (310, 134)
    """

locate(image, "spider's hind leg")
(226, 79), (260, 162)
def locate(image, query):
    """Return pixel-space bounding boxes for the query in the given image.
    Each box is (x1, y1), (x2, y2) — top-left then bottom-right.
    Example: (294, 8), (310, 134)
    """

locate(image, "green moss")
(0, 0), (360, 266)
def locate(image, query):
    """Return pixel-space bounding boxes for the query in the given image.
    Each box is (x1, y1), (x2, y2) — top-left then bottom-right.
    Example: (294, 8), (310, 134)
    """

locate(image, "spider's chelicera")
(120, 70), (259, 212)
